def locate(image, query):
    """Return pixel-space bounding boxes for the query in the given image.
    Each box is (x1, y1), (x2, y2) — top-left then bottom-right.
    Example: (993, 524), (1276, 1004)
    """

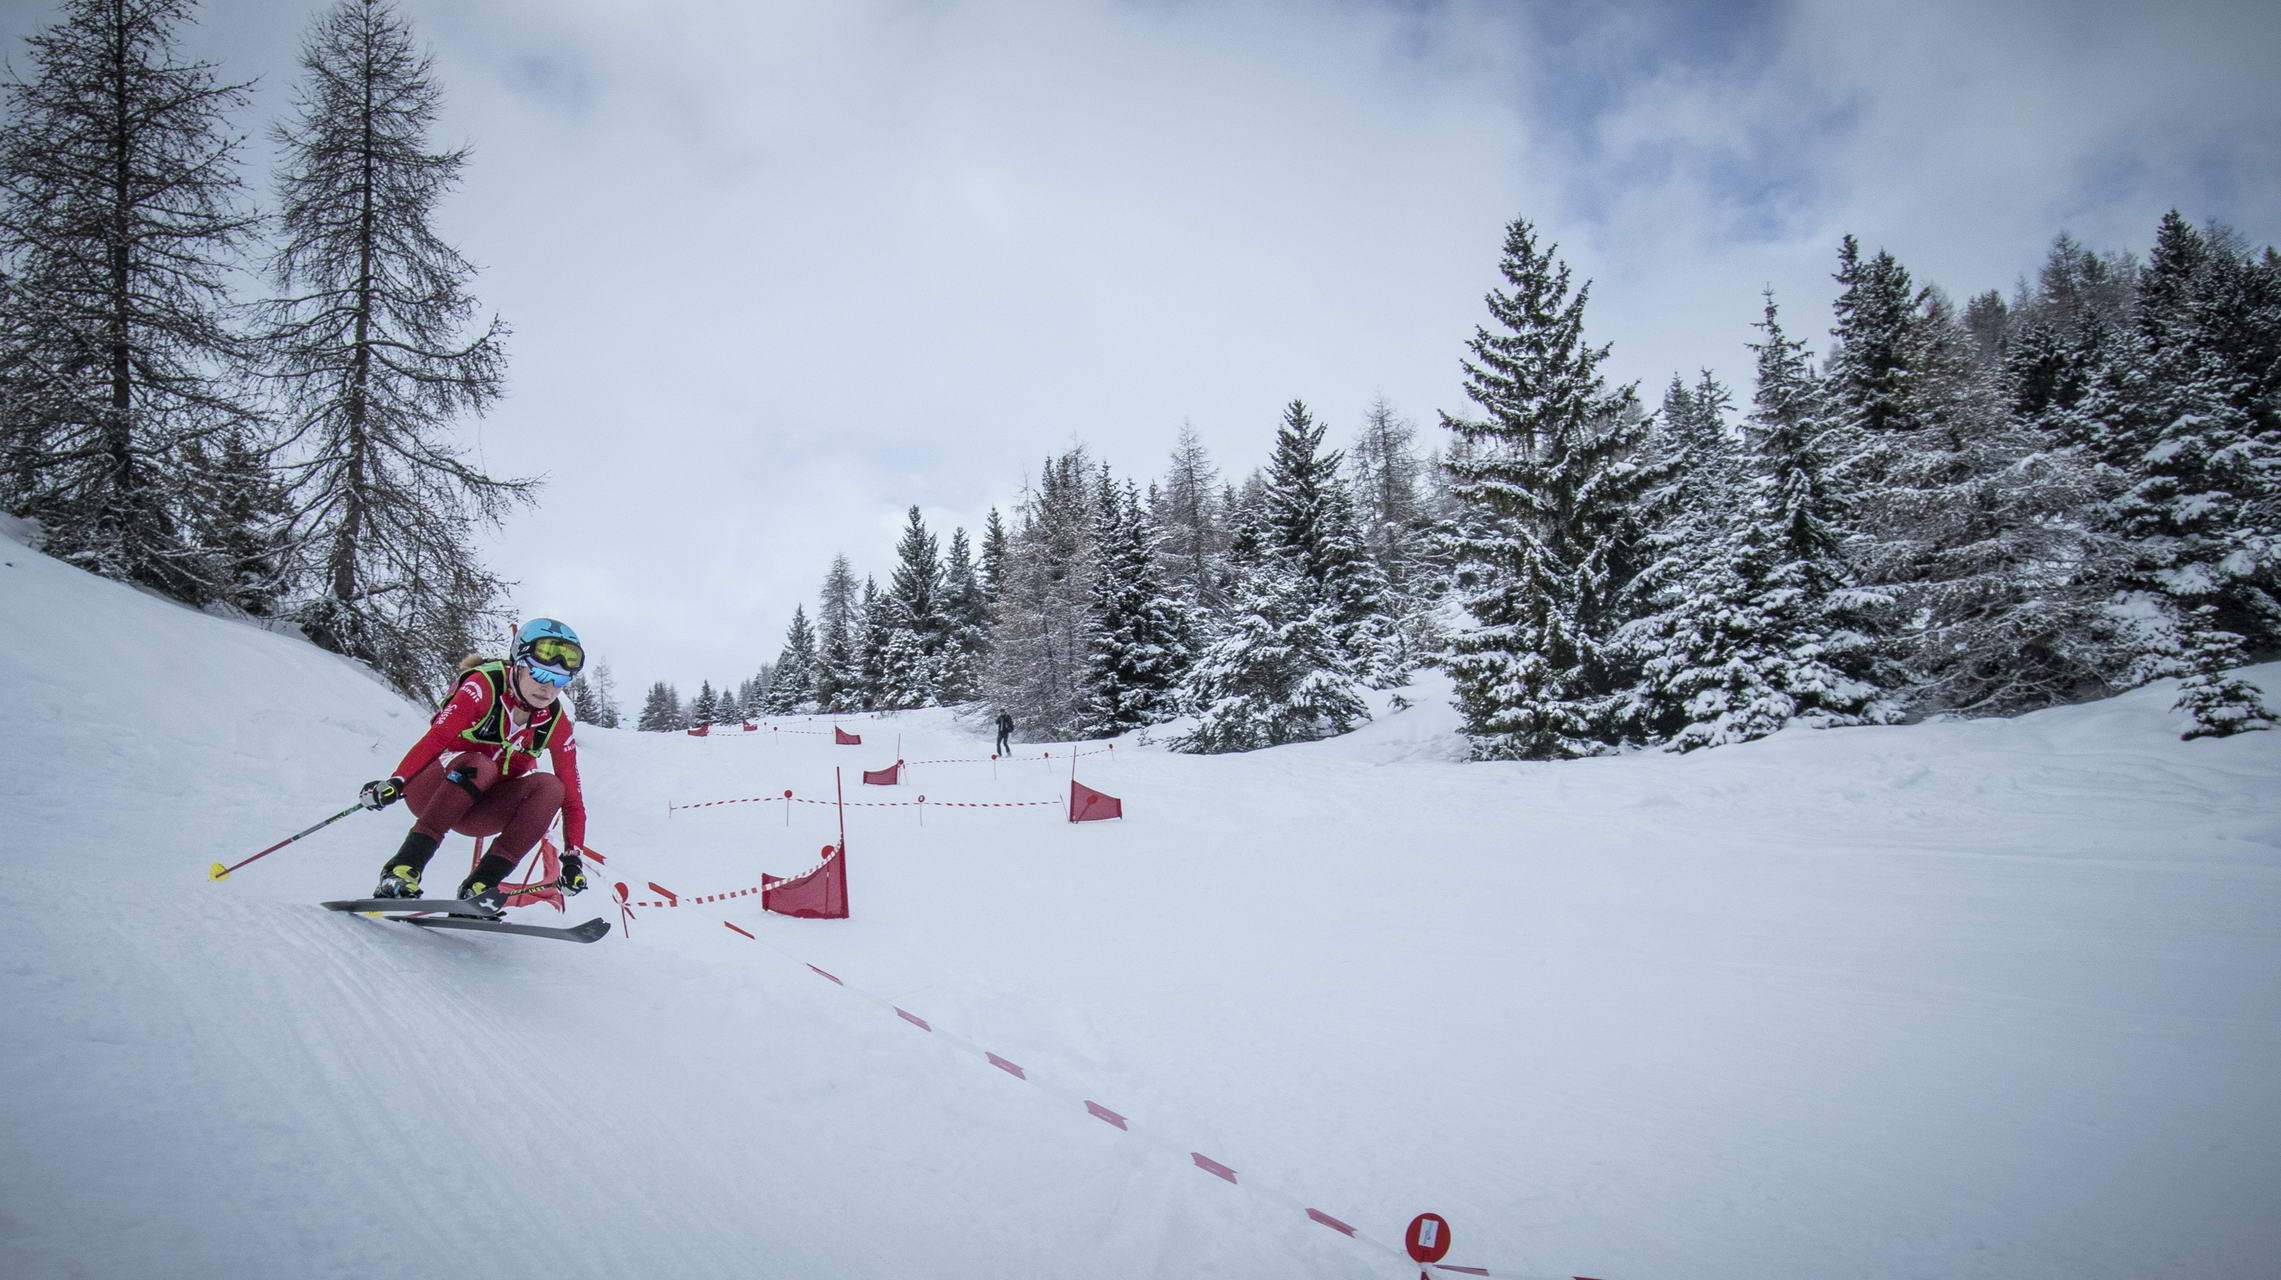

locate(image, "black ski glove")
(358, 776), (406, 810)
(558, 850), (588, 896)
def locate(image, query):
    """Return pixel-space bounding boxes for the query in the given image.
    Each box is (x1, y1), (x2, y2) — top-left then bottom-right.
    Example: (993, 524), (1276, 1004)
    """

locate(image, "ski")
(321, 895), (501, 918)
(401, 915), (611, 944)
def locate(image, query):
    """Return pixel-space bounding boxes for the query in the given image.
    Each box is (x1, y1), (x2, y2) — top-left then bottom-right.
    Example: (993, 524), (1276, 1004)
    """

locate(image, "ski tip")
(207, 862), (230, 882)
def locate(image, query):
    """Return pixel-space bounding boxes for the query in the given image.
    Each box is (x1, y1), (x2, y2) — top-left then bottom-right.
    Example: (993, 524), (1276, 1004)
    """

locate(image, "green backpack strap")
(437, 660), (513, 749)
(449, 659), (571, 761)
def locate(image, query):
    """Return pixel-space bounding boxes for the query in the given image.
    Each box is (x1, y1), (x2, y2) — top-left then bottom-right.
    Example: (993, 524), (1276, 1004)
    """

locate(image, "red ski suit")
(392, 667), (588, 852)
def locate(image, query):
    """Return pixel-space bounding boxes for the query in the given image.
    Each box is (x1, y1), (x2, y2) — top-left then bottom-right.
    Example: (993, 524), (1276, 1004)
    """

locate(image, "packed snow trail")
(4, 518), (2279, 1280)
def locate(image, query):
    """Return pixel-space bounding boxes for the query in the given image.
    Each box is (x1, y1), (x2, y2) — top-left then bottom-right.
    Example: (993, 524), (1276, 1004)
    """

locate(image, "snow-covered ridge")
(3, 522), (2277, 1280)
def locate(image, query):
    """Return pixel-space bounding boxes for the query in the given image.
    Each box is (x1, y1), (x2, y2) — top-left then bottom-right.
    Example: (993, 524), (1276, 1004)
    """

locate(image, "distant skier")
(356, 618), (594, 910)
(995, 709), (1014, 757)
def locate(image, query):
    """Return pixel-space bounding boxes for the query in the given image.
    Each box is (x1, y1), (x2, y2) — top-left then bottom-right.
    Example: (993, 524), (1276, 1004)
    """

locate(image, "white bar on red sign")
(1191, 1153), (1238, 1184)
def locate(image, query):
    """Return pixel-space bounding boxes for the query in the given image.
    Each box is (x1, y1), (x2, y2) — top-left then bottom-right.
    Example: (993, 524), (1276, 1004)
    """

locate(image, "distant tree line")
(0, 0), (525, 701)
(664, 212), (2275, 750)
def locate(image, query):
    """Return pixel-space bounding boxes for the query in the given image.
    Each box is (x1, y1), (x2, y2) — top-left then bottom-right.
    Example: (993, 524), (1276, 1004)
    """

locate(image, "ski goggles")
(526, 634), (584, 674)
(518, 657), (577, 688)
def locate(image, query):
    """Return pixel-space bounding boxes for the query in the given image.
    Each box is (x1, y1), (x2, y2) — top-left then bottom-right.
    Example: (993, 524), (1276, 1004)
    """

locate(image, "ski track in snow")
(3, 521), (2279, 1280)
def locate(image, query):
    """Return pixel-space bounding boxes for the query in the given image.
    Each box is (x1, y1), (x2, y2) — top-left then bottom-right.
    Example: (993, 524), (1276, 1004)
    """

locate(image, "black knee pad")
(445, 765), (485, 805)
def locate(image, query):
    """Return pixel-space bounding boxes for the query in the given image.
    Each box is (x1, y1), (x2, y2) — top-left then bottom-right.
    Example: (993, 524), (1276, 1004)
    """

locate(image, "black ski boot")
(456, 854), (517, 917)
(373, 832), (441, 898)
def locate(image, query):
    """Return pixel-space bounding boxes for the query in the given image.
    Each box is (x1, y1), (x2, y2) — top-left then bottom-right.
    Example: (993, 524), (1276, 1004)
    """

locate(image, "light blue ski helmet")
(513, 618), (583, 685)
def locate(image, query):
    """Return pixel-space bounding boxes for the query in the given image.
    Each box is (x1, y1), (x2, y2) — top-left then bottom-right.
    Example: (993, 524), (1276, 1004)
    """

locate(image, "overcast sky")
(7, 0), (2279, 696)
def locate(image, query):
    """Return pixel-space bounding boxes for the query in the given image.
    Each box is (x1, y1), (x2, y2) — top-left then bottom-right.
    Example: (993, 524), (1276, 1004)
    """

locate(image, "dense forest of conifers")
(6, 2), (2273, 757)
(643, 211), (2277, 755)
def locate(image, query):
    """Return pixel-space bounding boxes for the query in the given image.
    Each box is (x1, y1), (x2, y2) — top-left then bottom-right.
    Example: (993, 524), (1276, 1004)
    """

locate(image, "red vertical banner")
(761, 842), (846, 918)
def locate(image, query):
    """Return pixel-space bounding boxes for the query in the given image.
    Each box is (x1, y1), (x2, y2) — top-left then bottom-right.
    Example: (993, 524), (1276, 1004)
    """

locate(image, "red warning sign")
(1406, 1212), (1452, 1264)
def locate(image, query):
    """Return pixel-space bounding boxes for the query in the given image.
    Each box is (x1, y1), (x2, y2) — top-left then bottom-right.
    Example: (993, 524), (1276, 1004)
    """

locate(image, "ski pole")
(208, 803), (367, 881)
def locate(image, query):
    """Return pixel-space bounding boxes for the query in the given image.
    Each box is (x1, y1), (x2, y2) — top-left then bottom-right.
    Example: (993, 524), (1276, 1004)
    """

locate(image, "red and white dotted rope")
(616, 884), (1598, 1280)
(682, 730), (1118, 766)
(624, 879), (766, 909)
(903, 744), (1118, 765)
(668, 790), (1062, 813)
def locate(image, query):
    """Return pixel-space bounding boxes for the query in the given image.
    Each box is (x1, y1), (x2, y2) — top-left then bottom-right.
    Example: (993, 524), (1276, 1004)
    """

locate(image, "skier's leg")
(458, 771), (567, 895)
(374, 753), (497, 894)
(405, 752), (500, 839)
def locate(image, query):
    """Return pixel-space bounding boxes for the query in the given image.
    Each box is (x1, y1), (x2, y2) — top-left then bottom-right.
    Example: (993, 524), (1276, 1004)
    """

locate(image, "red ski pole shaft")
(208, 802), (366, 881)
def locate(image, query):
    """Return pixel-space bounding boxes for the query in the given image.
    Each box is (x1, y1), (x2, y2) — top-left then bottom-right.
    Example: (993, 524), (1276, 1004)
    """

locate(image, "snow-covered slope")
(3, 521), (2277, 1280)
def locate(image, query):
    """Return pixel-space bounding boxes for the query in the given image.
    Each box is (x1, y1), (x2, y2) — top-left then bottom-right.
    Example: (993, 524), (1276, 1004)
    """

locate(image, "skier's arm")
(389, 675), (490, 781)
(552, 717), (589, 850)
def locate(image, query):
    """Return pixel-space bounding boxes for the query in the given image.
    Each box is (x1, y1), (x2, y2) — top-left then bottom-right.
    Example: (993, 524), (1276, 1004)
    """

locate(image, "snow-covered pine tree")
(979, 507), (1009, 613)
(811, 554), (858, 712)
(2173, 604), (2275, 739)
(1827, 235), (1921, 440)
(0, 0), (262, 603)
(566, 669), (596, 723)
(1079, 479), (1191, 738)
(2005, 316), (2099, 432)
(937, 527), (988, 702)
(2068, 212), (2280, 734)
(846, 577), (887, 711)
(714, 681), (742, 725)
(1174, 557), (1367, 753)
(1612, 369), (1764, 745)
(178, 427), (292, 617)
(1261, 399), (1397, 683)
(585, 660), (623, 728)
(878, 628), (930, 710)
(1623, 551), (1794, 753)
(1820, 235), (1937, 689)
(1218, 474), (1268, 581)
(1732, 293), (1894, 733)
(1439, 216), (1656, 759)
(767, 605), (817, 713)
(690, 681), (717, 728)
(636, 681), (682, 732)
(2005, 234), (2138, 445)
(885, 505), (945, 706)
(1875, 288), (2126, 715)
(260, 0), (527, 698)
(1961, 289), (2011, 371)
(1347, 394), (1430, 604)
(2027, 232), (2139, 337)
(982, 448), (1098, 739)
(1153, 421), (1227, 613)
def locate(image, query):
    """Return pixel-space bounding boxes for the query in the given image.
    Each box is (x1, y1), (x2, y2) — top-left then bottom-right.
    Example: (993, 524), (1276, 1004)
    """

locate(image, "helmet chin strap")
(508, 663), (547, 711)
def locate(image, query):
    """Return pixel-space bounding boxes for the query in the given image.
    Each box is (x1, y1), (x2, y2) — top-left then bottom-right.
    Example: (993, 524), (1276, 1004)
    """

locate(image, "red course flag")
(1069, 780), (1123, 822)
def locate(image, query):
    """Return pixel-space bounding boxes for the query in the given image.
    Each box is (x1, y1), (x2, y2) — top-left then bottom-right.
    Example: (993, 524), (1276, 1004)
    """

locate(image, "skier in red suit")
(357, 618), (593, 910)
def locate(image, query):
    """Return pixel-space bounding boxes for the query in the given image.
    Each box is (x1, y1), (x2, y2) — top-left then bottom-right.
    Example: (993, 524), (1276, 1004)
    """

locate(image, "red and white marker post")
(1406, 1212), (1451, 1279)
